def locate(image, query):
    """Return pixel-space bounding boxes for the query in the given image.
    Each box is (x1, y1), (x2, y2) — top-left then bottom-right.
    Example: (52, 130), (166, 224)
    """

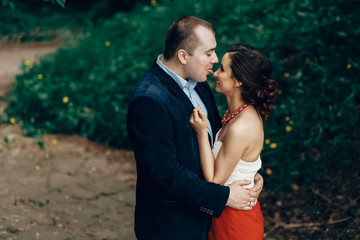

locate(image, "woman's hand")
(189, 107), (208, 135)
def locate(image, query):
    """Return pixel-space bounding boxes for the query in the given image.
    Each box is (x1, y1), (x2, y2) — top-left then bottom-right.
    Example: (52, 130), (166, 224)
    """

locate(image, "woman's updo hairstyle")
(227, 44), (278, 119)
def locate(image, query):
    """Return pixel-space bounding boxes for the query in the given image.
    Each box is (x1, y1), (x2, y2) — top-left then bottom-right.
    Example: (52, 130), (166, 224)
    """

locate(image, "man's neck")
(161, 57), (187, 80)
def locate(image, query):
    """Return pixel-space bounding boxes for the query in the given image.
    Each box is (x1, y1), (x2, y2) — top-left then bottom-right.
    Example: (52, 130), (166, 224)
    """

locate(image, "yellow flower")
(265, 139), (270, 144)
(278, 90), (283, 95)
(347, 64), (351, 69)
(37, 74), (43, 79)
(105, 41), (111, 47)
(25, 59), (34, 69)
(266, 168), (272, 175)
(285, 116), (290, 121)
(51, 139), (58, 145)
(305, 58), (310, 64)
(286, 126), (292, 132)
(289, 120), (294, 124)
(283, 72), (290, 77)
(10, 118), (16, 124)
(151, 0), (156, 5)
(329, 105), (333, 110)
(270, 143), (277, 149)
(62, 96), (69, 103)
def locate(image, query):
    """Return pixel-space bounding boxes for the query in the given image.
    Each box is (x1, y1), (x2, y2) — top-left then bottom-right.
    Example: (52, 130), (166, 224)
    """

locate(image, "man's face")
(185, 26), (218, 82)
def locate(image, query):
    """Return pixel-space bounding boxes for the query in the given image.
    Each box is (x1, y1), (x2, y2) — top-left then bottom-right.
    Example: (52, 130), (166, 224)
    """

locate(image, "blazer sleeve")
(127, 96), (229, 217)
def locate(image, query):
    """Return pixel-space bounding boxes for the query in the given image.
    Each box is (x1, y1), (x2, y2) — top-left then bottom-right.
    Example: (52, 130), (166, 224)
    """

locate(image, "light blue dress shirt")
(156, 55), (214, 145)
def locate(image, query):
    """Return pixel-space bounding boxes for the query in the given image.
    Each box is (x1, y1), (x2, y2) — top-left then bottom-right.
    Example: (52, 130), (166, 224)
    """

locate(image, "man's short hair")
(163, 16), (215, 60)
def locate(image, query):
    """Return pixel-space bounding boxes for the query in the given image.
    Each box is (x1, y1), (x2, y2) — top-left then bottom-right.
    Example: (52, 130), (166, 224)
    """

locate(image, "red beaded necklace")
(221, 103), (249, 125)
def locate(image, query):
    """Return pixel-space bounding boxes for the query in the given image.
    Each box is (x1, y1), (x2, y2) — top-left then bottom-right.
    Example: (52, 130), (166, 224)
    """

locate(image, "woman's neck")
(226, 93), (245, 113)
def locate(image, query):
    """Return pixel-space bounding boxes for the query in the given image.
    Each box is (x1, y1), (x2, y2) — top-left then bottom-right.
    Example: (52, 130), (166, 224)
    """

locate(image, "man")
(126, 16), (263, 240)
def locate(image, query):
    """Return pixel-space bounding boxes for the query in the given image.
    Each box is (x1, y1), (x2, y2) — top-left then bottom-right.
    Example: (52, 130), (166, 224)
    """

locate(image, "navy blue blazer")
(126, 60), (229, 240)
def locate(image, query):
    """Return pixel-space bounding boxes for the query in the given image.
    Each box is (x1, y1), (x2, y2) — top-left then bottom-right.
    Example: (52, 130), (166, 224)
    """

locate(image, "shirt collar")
(156, 54), (197, 91)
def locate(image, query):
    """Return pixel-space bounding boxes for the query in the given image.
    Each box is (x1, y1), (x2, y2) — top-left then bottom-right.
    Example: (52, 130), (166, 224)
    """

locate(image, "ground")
(0, 43), (358, 240)
(0, 126), (136, 240)
(0, 42), (136, 240)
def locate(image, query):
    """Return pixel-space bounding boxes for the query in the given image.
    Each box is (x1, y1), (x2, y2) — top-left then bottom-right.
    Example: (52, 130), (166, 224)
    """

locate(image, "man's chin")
(194, 78), (207, 83)
(200, 76), (209, 82)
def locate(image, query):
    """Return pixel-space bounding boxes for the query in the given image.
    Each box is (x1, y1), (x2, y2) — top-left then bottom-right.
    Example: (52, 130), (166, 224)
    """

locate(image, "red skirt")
(208, 202), (264, 240)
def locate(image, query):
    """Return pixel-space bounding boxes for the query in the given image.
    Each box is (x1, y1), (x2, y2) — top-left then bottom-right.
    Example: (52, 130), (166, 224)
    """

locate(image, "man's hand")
(226, 180), (252, 210)
(248, 173), (264, 199)
(226, 173), (264, 210)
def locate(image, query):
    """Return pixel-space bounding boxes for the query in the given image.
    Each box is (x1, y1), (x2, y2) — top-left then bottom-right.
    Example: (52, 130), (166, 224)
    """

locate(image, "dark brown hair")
(227, 44), (278, 119)
(163, 16), (215, 60)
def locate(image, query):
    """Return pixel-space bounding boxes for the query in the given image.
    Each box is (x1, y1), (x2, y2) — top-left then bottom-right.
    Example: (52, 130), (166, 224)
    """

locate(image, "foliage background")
(2, 0), (359, 191)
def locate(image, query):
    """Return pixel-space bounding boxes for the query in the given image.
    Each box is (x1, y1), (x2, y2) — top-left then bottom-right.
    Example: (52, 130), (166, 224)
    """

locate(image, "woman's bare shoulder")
(230, 110), (262, 136)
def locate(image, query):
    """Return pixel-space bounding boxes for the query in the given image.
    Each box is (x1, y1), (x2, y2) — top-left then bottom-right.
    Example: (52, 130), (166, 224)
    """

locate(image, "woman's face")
(214, 53), (239, 95)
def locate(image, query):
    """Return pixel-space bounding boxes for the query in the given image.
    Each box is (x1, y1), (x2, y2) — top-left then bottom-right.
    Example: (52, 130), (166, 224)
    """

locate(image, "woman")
(190, 44), (278, 240)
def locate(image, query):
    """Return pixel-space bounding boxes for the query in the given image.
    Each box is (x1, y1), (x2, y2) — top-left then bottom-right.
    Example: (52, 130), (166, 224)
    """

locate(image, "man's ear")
(177, 49), (188, 65)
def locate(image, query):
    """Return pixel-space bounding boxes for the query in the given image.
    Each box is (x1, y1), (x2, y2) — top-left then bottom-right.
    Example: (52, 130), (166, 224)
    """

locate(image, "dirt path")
(0, 43), (60, 96)
(0, 43), (137, 240)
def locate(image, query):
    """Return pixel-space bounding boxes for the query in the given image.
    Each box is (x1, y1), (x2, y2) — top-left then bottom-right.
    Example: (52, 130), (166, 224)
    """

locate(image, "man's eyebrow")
(205, 48), (216, 53)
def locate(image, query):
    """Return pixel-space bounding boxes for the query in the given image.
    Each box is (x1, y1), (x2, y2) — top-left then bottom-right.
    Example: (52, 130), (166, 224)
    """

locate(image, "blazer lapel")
(150, 60), (219, 143)
(195, 83), (215, 121)
(150, 61), (195, 112)
(195, 83), (220, 140)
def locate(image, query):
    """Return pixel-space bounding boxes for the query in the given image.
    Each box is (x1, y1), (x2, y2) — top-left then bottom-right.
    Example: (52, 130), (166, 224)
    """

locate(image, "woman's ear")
(233, 79), (242, 88)
(177, 49), (188, 65)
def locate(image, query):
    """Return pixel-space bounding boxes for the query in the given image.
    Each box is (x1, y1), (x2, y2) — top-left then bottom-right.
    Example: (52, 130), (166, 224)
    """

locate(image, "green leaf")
(2, 0), (14, 9)
(8, 0), (14, 9)
(55, 0), (65, 8)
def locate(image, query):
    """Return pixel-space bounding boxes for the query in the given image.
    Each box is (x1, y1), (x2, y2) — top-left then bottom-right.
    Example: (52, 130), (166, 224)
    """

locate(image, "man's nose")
(212, 52), (218, 64)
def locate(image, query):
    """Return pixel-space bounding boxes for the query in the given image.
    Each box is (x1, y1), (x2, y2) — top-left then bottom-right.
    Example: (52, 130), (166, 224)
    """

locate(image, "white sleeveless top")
(212, 130), (261, 188)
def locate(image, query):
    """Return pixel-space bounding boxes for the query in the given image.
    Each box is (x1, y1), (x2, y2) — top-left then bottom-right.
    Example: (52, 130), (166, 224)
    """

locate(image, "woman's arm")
(190, 107), (216, 182)
(190, 107), (264, 209)
(190, 107), (254, 185)
(190, 108), (241, 184)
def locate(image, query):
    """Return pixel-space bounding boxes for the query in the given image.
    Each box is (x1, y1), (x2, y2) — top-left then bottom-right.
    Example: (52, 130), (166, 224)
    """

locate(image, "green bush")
(0, 0), (148, 38)
(5, 0), (360, 190)
(0, 1), (82, 37)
